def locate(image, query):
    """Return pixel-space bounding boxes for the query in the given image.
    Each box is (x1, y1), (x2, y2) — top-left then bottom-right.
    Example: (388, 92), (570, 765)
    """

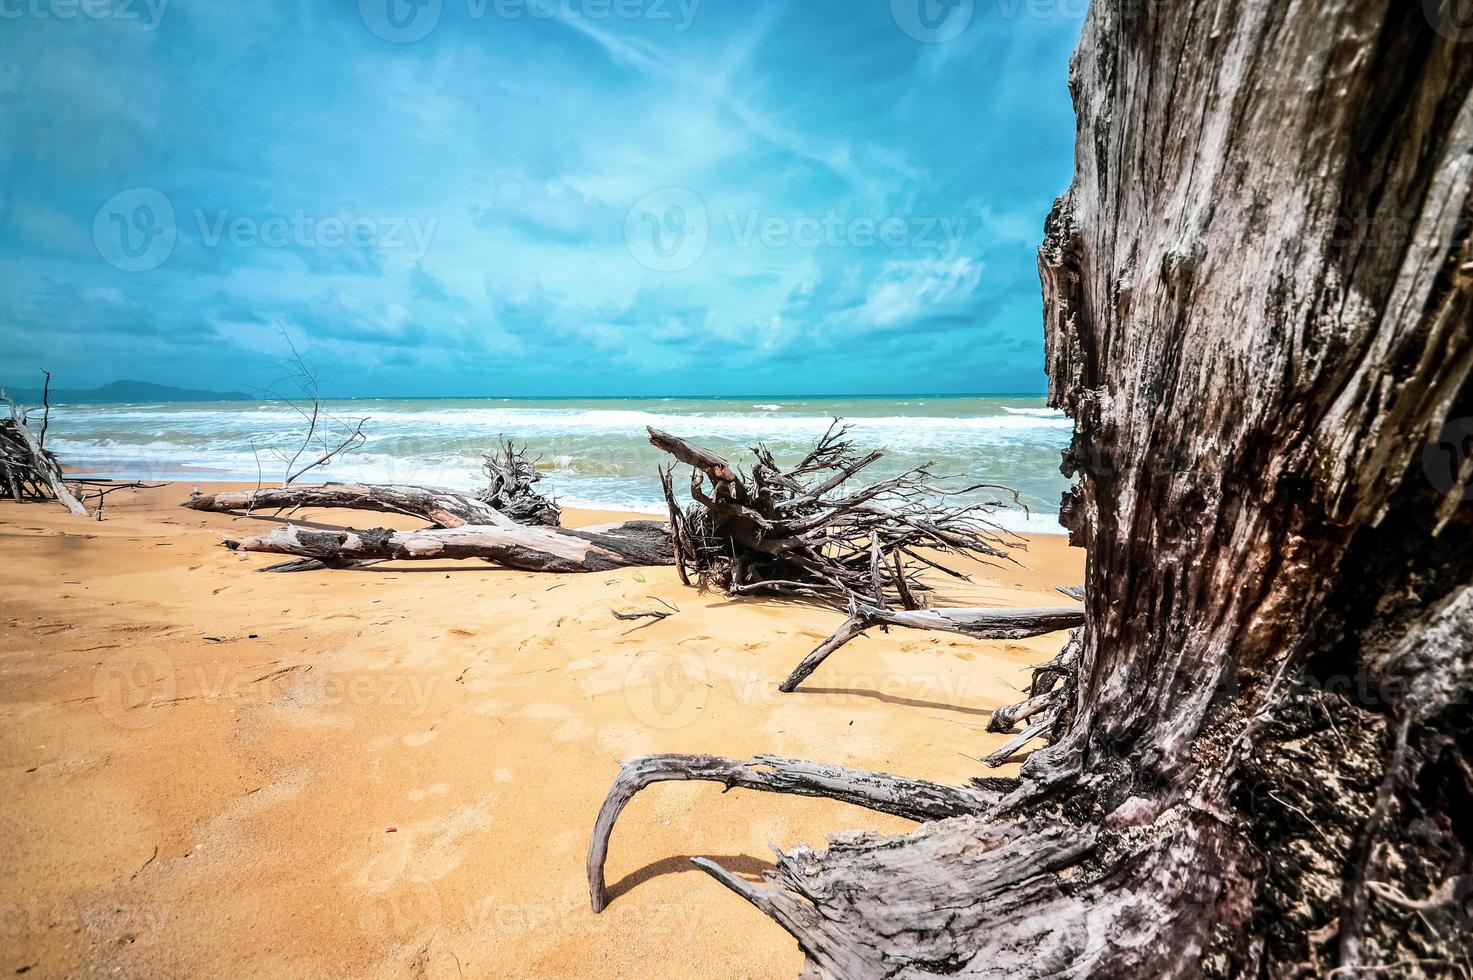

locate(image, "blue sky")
(0, 0), (1083, 397)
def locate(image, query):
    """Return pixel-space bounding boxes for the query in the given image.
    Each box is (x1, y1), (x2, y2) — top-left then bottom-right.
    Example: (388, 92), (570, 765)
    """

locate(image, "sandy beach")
(0, 484), (1081, 979)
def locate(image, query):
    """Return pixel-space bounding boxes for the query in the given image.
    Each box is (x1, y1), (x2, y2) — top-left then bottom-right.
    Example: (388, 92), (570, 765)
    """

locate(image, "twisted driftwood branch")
(587, 754), (996, 912)
(780, 604), (1085, 693)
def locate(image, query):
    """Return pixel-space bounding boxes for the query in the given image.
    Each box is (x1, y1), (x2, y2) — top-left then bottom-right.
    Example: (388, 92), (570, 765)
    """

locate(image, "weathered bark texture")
(185, 482), (511, 528)
(590, 2), (1473, 976)
(223, 520), (673, 573)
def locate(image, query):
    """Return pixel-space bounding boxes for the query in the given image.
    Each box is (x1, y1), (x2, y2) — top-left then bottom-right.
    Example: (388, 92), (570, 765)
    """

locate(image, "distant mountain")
(0, 380), (253, 405)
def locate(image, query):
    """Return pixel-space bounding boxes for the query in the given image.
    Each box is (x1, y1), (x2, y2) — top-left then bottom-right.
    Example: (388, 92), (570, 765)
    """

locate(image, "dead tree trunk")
(590, 2), (1473, 976)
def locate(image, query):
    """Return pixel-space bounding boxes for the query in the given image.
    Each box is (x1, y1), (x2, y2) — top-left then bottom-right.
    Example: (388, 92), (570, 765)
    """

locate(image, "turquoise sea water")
(43, 395), (1074, 533)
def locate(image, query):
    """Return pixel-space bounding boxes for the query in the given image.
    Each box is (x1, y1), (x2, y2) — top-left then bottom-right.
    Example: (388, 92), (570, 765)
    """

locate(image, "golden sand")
(0, 483), (1081, 978)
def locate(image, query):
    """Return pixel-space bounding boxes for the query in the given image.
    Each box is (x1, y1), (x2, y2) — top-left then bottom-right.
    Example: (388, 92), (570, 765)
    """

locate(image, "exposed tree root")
(586, 754), (997, 913)
(982, 629), (1082, 767)
(651, 423), (1026, 607)
(478, 436), (560, 527)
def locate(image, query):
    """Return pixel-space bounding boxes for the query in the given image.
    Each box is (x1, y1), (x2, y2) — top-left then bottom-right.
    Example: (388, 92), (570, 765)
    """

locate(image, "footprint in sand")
(407, 783), (448, 802)
(402, 729), (438, 747)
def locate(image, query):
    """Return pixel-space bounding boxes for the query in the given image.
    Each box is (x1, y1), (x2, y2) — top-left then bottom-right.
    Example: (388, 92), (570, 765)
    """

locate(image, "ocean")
(43, 395), (1075, 534)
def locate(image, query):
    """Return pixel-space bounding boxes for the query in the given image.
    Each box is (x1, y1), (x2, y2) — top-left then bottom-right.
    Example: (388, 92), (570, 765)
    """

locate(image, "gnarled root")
(587, 753), (996, 912)
(478, 436), (561, 526)
(650, 423), (1027, 606)
(693, 803), (1250, 979)
(983, 630), (1083, 767)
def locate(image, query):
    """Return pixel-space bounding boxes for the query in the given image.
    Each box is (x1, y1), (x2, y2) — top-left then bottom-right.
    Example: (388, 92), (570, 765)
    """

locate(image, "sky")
(0, 0), (1084, 397)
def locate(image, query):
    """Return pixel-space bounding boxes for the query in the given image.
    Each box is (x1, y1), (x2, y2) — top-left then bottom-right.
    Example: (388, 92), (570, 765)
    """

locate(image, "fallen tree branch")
(981, 709), (1059, 767)
(72, 479), (167, 521)
(780, 603), (1085, 693)
(611, 609), (673, 622)
(263, 326), (369, 488)
(184, 482), (512, 529)
(256, 557), (387, 573)
(648, 427), (738, 482)
(224, 520), (673, 573)
(587, 754), (996, 912)
(285, 413), (367, 486)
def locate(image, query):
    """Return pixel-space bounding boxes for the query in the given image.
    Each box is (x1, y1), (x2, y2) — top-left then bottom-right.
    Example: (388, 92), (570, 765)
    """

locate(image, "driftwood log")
(185, 482), (511, 529)
(223, 520), (673, 573)
(650, 423), (1024, 606)
(590, 3), (1473, 976)
(585, 754), (999, 913)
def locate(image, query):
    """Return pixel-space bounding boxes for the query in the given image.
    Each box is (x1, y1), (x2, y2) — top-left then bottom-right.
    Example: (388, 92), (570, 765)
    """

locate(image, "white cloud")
(859, 256), (983, 329)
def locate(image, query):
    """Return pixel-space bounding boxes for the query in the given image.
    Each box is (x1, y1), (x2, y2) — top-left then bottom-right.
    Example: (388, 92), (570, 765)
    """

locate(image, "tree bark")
(184, 482), (512, 529)
(592, 3), (1473, 976)
(223, 520), (673, 573)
